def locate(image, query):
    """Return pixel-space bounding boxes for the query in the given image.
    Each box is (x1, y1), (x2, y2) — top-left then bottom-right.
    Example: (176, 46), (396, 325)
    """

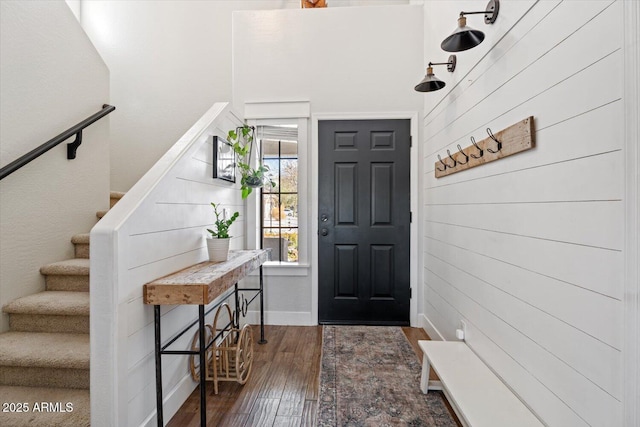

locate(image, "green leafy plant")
(206, 202), (239, 239)
(227, 125), (276, 198)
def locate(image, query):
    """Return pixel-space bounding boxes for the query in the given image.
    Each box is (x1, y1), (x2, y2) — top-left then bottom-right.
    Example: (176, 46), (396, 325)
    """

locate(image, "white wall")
(420, 1), (626, 425)
(80, 0), (409, 192)
(233, 5), (424, 114)
(91, 103), (245, 426)
(233, 4), (424, 325)
(622, 2), (640, 425)
(0, 0), (110, 332)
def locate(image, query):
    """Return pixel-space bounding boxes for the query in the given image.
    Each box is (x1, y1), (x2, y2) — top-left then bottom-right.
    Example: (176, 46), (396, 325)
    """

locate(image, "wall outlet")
(456, 319), (468, 341)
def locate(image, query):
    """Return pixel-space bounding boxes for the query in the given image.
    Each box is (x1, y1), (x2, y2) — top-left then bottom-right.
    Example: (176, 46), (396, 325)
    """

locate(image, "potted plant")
(227, 125), (276, 198)
(206, 202), (239, 262)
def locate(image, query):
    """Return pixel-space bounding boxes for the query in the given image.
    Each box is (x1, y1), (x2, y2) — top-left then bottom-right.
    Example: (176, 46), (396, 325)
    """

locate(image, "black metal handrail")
(0, 104), (116, 180)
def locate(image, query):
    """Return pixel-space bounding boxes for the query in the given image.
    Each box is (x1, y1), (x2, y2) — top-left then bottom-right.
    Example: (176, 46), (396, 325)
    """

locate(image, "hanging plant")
(227, 124), (276, 198)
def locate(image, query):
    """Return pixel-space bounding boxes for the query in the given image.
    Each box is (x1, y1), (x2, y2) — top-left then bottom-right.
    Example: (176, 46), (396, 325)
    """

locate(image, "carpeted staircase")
(0, 191), (124, 427)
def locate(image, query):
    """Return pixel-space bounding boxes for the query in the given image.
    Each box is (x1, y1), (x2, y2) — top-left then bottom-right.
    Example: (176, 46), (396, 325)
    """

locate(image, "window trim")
(245, 117), (309, 271)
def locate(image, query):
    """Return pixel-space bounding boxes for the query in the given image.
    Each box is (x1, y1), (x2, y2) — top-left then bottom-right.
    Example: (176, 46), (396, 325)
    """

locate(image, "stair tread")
(3, 291), (89, 316)
(96, 210), (108, 219)
(71, 233), (90, 244)
(0, 332), (89, 369)
(40, 258), (90, 276)
(0, 386), (89, 426)
(110, 191), (125, 199)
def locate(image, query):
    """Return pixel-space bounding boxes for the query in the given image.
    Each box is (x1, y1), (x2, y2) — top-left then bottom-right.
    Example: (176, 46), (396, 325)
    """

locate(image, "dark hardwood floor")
(168, 325), (452, 427)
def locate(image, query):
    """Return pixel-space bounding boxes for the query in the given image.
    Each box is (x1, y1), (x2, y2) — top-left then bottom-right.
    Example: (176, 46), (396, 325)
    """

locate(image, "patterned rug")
(318, 326), (458, 427)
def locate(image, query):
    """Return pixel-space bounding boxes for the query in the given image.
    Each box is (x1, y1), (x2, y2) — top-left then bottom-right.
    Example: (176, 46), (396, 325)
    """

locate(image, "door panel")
(371, 245), (394, 298)
(371, 163), (393, 225)
(318, 119), (410, 325)
(336, 164), (357, 225)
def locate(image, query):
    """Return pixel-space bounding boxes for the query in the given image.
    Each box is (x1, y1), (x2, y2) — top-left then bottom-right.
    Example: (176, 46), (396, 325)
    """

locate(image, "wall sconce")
(414, 55), (457, 92)
(441, 0), (500, 52)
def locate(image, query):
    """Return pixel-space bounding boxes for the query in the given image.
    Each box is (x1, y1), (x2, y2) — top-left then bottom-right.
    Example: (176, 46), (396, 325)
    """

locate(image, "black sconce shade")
(441, 16), (486, 52)
(414, 67), (446, 92)
(414, 55), (456, 93)
(441, 0), (499, 52)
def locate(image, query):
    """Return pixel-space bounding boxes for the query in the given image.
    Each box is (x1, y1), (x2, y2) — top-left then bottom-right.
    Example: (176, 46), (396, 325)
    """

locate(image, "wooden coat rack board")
(435, 116), (535, 178)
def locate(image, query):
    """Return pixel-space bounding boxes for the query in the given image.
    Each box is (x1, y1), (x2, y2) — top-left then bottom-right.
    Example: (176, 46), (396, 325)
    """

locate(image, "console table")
(143, 249), (270, 427)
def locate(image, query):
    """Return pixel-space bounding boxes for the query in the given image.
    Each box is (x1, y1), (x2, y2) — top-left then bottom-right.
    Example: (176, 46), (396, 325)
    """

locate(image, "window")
(258, 125), (299, 262)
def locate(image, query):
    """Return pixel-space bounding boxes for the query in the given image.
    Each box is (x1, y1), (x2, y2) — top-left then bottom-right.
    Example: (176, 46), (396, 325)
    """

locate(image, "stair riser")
(0, 367), (88, 389)
(45, 276), (89, 292)
(10, 314), (89, 334)
(74, 243), (90, 259)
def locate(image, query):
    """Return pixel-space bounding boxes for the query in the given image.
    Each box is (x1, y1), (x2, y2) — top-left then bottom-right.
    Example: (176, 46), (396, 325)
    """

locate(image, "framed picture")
(213, 135), (236, 183)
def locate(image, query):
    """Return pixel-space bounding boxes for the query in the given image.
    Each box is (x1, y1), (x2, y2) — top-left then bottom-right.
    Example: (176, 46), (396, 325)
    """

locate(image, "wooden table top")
(143, 249), (270, 305)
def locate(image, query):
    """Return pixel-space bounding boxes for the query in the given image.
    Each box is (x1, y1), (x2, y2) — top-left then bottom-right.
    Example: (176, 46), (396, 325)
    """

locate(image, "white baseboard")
(140, 372), (197, 427)
(427, 380), (443, 391)
(244, 310), (314, 326)
(419, 313), (445, 341)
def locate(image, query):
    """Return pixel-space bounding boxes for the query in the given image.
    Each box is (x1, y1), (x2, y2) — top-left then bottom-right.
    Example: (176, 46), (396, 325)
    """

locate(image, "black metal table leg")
(154, 305), (164, 427)
(234, 283), (240, 328)
(259, 266), (267, 344)
(198, 305), (206, 426)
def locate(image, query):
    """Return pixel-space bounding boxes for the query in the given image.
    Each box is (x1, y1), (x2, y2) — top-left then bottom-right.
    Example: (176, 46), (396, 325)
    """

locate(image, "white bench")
(418, 340), (543, 427)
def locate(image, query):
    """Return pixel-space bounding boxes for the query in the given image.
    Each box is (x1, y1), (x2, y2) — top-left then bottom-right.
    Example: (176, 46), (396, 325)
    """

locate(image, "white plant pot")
(206, 237), (230, 262)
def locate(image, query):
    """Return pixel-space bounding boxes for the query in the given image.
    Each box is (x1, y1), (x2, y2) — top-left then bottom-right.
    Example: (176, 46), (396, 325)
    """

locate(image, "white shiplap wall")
(90, 103), (245, 426)
(421, 1), (623, 426)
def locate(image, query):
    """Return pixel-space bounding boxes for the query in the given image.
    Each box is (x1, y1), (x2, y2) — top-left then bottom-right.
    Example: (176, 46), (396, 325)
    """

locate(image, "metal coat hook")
(437, 154), (453, 171)
(456, 144), (469, 164)
(486, 127), (502, 153)
(436, 154), (446, 171)
(470, 136), (483, 159)
(446, 149), (458, 167)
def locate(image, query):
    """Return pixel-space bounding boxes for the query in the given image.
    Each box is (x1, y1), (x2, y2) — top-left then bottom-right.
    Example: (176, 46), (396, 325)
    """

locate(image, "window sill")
(249, 262), (310, 277)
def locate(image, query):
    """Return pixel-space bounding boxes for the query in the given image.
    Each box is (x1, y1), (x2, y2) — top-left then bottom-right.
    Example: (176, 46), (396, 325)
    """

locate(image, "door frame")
(311, 112), (419, 326)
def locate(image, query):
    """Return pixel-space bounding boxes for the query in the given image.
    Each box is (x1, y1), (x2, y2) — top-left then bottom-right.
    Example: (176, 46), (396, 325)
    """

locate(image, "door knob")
(320, 228), (329, 236)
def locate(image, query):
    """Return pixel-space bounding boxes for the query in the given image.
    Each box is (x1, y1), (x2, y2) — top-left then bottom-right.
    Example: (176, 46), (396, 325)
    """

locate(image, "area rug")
(318, 326), (458, 427)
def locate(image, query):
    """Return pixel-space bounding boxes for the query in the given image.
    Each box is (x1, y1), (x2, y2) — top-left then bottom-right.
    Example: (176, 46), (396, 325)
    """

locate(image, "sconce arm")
(459, 0), (499, 24)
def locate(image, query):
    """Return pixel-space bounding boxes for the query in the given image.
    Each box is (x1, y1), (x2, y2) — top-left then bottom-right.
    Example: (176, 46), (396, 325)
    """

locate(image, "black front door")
(318, 119), (411, 325)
